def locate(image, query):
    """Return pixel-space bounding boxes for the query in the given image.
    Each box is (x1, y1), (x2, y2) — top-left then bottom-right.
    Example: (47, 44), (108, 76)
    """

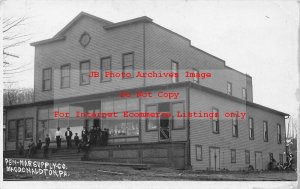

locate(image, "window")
(122, 52), (134, 78)
(42, 68), (52, 91)
(172, 102), (185, 129)
(249, 117), (254, 140)
(227, 82), (232, 95)
(245, 150), (250, 164)
(231, 149), (236, 163)
(263, 121), (268, 142)
(61, 65), (70, 88)
(8, 120), (17, 141)
(145, 105), (158, 131)
(196, 145), (202, 161)
(80, 61), (90, 85)
(277, 124), (282, 144)
(171, 61), (179, 83)
(279, 154), (283, 164)
(242, 88), (247, 100)
(25, 118), (33, 139)
(232, 117), (238, 137)
(212, 108), (219, 133)
(193, 68), (199, 84)
(101, 56), (111, 82)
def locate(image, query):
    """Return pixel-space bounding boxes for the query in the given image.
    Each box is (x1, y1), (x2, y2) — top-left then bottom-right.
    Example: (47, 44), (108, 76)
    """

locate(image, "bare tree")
(3, 83), (34, 106)
(3, 16), (32, 80)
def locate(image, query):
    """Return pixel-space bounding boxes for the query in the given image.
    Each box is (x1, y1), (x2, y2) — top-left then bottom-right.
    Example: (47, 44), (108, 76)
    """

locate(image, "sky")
(2, 0), (299, 120)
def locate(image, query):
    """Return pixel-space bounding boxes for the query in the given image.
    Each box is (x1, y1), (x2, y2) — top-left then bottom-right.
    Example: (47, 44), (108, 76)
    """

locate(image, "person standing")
(65, 127), (73, 148)
(45, 134), (50, 147)
(74, 133), (80, 147)
(81, 126), (89, 144)
(55, 128), (62, 149)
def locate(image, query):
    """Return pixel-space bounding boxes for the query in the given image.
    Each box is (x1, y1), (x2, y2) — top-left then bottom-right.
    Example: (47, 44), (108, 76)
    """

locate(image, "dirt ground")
(3, 159), (297, 181)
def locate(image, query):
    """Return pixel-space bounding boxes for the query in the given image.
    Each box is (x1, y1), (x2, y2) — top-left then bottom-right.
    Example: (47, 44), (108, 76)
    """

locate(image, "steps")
(49, 148), (84, 160)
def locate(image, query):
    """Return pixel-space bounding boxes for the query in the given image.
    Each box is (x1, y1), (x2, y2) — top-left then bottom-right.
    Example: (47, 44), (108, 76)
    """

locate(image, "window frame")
(60, 64), (71, 88)
(42, 67), (52, 91)
(249, 117), (254, 140)
(212, 107), (219, 134)
(122, 52), (134, 79)
(245, 150), (250, 164)
(231, 149), (236, 163)
(263, 121), (268, 142)
(195, 145), (203, 161)
(24, 118), (34, 140)
(277, 124), (282, 144)
(79, 60), (91, 85)
(242, 88), (247, 100)
(232, 117), (238, 137)
(171, 101), (185, 130)
(145, 104), (159, 132)
(227, 82), (232, 95)
(171, 60), (179, 83)
(8, 120), (17, 142)
(100, 56), (112, 82)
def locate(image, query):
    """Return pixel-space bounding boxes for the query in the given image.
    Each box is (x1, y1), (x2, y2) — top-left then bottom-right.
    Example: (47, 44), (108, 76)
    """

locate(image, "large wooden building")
(3, 12), (288, 170)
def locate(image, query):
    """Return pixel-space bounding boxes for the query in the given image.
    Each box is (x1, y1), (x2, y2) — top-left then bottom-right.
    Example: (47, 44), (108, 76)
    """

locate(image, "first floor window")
(196, 145), (202, 161)
(231, 149), (236, 163)
(8, 120), (17, 141)
(279, 154), (283, 164)
(245, 150), (250, 164)
(145, 105), (158, 131)
(172, 102), (185, 129)
(25, 118), (33, 139)
(212, 108), (219, 133)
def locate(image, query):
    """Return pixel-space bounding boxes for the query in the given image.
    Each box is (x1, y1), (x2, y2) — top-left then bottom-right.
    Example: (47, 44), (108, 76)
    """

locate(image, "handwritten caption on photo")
(4, 158), (70, 177)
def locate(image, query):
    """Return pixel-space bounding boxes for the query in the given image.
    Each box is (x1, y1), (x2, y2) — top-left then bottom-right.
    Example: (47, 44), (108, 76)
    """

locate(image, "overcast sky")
(2, 0), (299, 119)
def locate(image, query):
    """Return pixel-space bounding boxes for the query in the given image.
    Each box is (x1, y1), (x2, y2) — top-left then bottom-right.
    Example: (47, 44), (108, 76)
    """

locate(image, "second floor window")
(277, 124), (282, 144)
(80, 61), (90, 85)
(242, 88), (247, 100)
(122, 52), (134, 78)
(227, 82), (232, 95)
(263, 121), (268, 142)
(42, 68), (52, 91)
(249, 117), (254, 140)
(61, 65), (70, 88)
(193, 68), (199, 84)
(232, 117), (238, 137)
(212, 108), (219, 133)
(101, 57), (111, 82)
(171, 61), (179, 83)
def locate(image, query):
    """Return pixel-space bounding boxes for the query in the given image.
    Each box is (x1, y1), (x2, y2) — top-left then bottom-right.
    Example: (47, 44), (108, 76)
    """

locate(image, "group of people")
(54, 126), (109, 151)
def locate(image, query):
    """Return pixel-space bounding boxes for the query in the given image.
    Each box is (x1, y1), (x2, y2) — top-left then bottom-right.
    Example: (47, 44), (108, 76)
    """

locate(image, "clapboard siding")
(189, 88), (285, 170)
(34, 16), (144, 102)
(144, 23), (253, 101)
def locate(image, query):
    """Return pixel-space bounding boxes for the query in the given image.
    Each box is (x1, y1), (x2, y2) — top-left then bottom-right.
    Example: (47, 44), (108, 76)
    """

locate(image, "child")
(37, 139), (42, 150)
(74, 133), (80, 147)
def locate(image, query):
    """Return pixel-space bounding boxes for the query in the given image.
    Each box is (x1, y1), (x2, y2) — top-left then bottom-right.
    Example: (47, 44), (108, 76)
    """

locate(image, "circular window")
(79, 32), (91, 47)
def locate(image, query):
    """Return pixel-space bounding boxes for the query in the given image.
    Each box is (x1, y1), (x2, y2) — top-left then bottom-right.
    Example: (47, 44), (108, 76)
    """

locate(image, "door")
(209, 147), (220, 171)
(158, 102), (170, 141)
(255, 152), (263, 170)
(16, 120), (24, 149)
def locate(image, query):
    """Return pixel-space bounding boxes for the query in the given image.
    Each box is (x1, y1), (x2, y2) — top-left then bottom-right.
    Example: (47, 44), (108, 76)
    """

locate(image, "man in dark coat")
(89, 126), (97, 146)
(81, 126), (89, 144)
(65, 127), (73, 148)
(45, 134), (50, 147)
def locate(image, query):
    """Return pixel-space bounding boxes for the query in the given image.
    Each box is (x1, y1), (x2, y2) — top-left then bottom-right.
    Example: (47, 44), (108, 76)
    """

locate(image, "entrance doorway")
(255, 152), (263, 170)
(209, 147), (220, 171)
(158, 102), (170, 141)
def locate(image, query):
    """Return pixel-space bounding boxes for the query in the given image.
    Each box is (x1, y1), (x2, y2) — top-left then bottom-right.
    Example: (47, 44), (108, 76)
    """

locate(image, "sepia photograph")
(1, 0), (299, 188)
